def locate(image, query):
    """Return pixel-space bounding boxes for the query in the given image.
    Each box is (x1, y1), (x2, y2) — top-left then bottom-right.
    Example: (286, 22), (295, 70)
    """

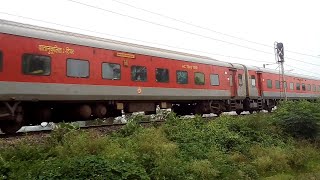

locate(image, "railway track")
(0, 120), (165, 140)
(0, 110), (269, 142)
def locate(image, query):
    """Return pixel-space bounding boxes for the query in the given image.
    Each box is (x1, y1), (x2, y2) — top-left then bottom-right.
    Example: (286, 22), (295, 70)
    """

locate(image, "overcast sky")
(1, 0), (319, 77)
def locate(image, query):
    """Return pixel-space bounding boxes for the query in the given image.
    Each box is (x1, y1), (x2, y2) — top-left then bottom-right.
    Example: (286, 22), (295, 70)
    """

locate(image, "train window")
(238, 74), (243, 86)
(275, 80), (280, 89)
(312, 84), (316, 92)
(307, 84), (311, 91)
(276, 80), (280, 89)
(102, 63), (121, 80)
(210, 74), (220, 86)
(290, 82), (294, 90)
(318, 85), (320, 92)
(22, 54), (51, 75)
(131, 66), (147, 82)
(302, 83), (306, 91)
(267, 79), (272, 88)
(0, 51), (2, 72)
(176, 70), (188, 84)
(156, 68), (169, 83)
(67, 59), (89, 78)
(296, 83), (300, 90)
(284, 81), (287, 89)
(229, 75), (233, 87)
(251, 75), (256, 87)
(194, 72), (205, 85)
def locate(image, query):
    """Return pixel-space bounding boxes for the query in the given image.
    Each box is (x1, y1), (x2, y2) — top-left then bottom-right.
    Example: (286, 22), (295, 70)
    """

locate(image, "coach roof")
(0, 19), (232, 68)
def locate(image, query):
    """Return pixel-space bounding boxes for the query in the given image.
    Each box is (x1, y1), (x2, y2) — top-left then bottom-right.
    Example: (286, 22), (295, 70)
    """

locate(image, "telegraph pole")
(275, 42), (287, 101)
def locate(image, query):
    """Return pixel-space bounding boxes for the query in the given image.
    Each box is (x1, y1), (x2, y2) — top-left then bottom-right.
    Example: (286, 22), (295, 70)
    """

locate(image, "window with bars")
(296, 83), (300, 90)
(176, 70), (188, 84)
(275, 80), (280, 89)
(267, 79), (272, 88)
(238, 74), (243, 86)
(156, 68), (169, 83)
(194, 72), (205, 85)
(102, 62), (121, 80)
(312, 84), (316, 92)
(131, 65), (147, 82)
(251, 75), (256, 87)
(210, 74), (220, 86)
(23, 54), (51, 76)
(67, 59), (89, 78)
(307, 84), (311, 91)
(290, 82), (294, 90)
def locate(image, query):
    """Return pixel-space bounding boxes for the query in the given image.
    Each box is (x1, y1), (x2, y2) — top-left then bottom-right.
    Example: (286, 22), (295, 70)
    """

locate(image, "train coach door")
(229, 69), (237, 97)
(256, 71), (263, 97)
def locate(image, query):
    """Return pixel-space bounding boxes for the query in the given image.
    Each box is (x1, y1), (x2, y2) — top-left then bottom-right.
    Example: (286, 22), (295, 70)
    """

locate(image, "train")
(0, 19), (320, 133)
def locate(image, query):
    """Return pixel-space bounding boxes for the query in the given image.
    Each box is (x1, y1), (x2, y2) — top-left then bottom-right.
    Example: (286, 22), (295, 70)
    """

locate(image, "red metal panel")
(0, 33), (231, 92)
(1, 32), (319, 100)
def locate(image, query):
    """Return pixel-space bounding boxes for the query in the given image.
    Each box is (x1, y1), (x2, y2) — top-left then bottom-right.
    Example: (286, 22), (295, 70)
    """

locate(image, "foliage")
(273, 100), (320, 140)
(0, 155), (10, 180)
(117, 114), (144, 137)
(1, 101), (320, 179)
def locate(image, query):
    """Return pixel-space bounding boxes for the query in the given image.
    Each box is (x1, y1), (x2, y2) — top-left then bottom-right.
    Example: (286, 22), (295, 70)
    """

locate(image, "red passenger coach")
(0, 19), (320, 133)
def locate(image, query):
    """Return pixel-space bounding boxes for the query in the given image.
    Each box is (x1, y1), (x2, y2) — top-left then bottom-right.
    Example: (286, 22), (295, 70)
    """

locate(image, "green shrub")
(273, 100), (320, 140)
(150, 157), (187, 180)
(0, 155), (10, 180)
(250, 146), (290, 176)
(188, 160), (219, 179)
(129, 128), (181, 177)
(52, 131), (111, 158)
(118, 115), (144, 137)
(1, 104), (320, 179)
(206, 146), (238, 178)
(1, 142), (53, 161)
(49, 122), (80, 145)
(14, 156), (150, 180)
(263, 173), (294, 180)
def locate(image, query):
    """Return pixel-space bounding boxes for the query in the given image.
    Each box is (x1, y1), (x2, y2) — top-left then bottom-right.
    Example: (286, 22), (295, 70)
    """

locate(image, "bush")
(0, 155), (10, 180)
(52, 131), (111, 158)
(250, 145), (291, 176)
(10, 156), (149, 180)
(1, 103), (320, 179)
(188, 160), (219, 179)
(273, 100), (320, 140)
(118, 115), (143, 137)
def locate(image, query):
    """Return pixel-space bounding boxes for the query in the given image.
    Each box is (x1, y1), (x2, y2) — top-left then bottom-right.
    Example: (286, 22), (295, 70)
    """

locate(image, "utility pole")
(275, 42), (287, 101)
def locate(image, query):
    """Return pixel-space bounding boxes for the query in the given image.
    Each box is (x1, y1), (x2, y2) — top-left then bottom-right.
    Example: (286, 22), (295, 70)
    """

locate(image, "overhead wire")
(285, 57), (320, 67)
(65, 0), (275, 55)
(109, 0), (271, 48)
(286, 50), (320, 58)
(110, 0), (320, 59)
(66, 0), (320, 67)
(0, 12), (319, 78)
(0, 11), (272, 64)
(286, 64), (320, 77)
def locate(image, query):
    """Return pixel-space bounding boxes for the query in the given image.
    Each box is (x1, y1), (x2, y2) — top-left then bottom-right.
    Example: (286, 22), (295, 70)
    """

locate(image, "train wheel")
(249, 110), (254, 114)
(0, 105), (24, 134)
(92, 104), (107, 118)
(236, 110), (242, 115)
(0, 120), (23, 134)
(194, 104), (204, 117)
(0, 108), (24, 134)
(215, 111), (222, 117)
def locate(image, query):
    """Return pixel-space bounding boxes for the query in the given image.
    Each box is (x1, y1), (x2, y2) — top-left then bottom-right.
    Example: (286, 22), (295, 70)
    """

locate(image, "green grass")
(1, 100), (320, 180)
